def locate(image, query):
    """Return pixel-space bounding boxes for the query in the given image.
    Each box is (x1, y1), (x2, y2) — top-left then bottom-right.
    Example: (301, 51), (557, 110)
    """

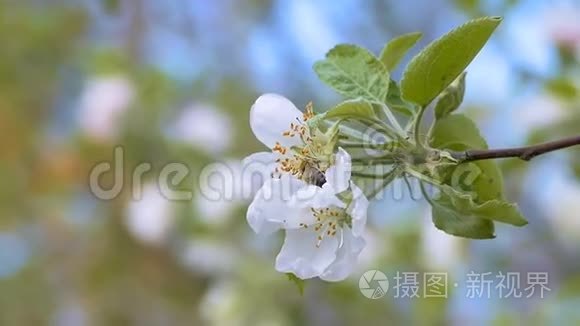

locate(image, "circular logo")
(359, 270), (389, 299)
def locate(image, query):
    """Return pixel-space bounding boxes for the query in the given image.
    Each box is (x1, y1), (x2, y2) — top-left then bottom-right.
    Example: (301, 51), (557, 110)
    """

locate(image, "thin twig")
(451, 135), (580, 162)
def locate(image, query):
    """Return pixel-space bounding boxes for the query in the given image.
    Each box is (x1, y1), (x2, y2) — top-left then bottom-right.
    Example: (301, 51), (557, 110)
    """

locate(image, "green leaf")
(314, 44), (390, 103)
(379, 32), (423, 72)
(385, 80), (415, 116)
(434, 72), (467, 120)
(400, 16), (502, 106)
(430, 113), (486, 149)
(545, 78), (578, 100)
(325, 100), (377, 120)
(427, 113), (527, 238)
(432, 198), (496, 239)
(454, 0), (480, 14)
(429, 114), (504, 200)
(286, 273), (305, 295)
(431, 181), (527, 239)
(350, 163), (401, 200)
(438, 185), (528, 227)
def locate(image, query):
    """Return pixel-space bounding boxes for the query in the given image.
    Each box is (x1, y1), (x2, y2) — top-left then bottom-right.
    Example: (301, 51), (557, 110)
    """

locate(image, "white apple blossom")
(168, 103), (233, 155)
(125, 183), (174, 246)
(244, 93), (369, 281)
(179, 238), (238, 275)
(244, 93), (339, 188)
(247, 148), (368, 281)
(77, 74), (135, 142)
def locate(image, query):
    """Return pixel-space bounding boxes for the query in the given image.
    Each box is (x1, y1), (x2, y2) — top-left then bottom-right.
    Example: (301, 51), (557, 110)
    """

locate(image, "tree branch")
(451, 135), (580, 163)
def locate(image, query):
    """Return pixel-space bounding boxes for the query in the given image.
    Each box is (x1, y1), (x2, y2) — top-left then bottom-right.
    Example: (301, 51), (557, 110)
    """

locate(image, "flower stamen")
(272, 142), (287, 154)
(304, 206), (351, 248)
(271, 101), (336, 186)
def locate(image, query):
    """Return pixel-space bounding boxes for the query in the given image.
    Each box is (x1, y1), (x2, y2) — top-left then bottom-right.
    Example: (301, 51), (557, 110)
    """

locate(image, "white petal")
(275, 228), (339, 279)
(320, 230), (366, 282)
(242, 151), (278, 167)
(246, 176), (305, 235)
(324, 147), (352, 193)
(289, 183), (345, 210)
(290, 185), (323, 207)
(348, 184), (369, 237)
(315, 184), (346, 209)
(250, 94), (303, 148)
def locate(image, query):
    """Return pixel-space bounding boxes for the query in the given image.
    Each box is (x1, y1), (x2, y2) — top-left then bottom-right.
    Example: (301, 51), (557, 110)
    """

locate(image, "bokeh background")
(1, 0), (579, 325)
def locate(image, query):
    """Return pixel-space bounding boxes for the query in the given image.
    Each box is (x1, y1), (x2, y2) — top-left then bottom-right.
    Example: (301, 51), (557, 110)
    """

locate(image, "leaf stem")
(419, 181), (436, 206)
(404, 168), (442, 186)
(413, 105), (427, 148)
(339, 142), (391, 150)
(351, 155), (396, 164)
(380, 103), (405, 135)
(352, 170), (397, 179)
(451, 135), (580, 162)
(366, 167), (401, 199)
(358, 117), (401, 141)
(336, 124), (367, 141)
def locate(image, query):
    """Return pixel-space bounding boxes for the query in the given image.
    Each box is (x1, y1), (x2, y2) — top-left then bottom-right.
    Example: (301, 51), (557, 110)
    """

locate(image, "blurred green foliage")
(0, 0), (578, 325)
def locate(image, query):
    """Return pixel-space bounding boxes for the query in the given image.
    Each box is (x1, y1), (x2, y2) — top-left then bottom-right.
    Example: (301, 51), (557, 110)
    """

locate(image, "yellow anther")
(303, 101), (314, 121)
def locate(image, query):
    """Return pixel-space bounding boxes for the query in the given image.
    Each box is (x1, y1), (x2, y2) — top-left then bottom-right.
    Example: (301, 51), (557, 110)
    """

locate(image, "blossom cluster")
(244, 94), (369, 281)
